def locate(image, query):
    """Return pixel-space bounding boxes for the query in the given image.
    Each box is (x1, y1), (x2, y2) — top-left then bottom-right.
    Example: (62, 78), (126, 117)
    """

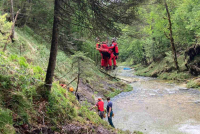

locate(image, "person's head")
(105, 39), (108, 44)
(98, 97), (102, 101)
(112, 37), (116, 43)
(107, 97), (110, 102)
(96, 37), (100, 42)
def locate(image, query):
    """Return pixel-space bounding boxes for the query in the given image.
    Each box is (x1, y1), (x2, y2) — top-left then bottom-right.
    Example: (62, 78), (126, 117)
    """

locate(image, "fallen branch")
(99, 69), (131, 83)
(67, 76), (78, 86)
(99, 69), (120, 80)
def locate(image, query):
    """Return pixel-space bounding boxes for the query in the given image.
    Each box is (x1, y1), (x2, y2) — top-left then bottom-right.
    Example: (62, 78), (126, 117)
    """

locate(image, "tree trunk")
(3, 9), (20, 52)
(10, 0), (14, 41)
(164, 0), (179, 70)
(24, 0), (32, 26)
(75, 58), (80, 95)
(142, 46), (148, 65)
(45, 0), (60, 92)
(152, 37), (156, 62)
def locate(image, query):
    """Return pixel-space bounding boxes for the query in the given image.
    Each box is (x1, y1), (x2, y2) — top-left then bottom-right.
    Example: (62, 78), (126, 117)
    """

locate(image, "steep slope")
(0, 26), (136, 133)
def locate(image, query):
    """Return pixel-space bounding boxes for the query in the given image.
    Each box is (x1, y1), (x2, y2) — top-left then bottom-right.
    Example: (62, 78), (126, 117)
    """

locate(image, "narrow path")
(15, 32), (36, 52)
(112, 67), (200, 134)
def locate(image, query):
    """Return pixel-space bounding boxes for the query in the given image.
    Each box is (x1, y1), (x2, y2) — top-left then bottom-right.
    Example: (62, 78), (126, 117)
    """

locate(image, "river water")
(111, 67), (200, 134)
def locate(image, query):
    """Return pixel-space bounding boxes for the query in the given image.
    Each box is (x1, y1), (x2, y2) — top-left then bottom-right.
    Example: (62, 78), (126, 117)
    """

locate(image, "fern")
(164, 51), (174, 63)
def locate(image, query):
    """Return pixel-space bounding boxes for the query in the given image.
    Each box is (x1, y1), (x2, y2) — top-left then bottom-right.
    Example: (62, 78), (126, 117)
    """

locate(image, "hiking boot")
(106, 66), (111, 70)
(113, 66), (116, 70)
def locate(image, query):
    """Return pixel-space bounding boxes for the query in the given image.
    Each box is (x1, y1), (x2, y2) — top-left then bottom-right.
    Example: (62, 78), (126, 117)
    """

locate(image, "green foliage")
(8, 54), (29, 68)
(187, 80), (200, 88)
(0, 75), (12, 89)
(10, 92), (31, 124)
(0, 108), (13, 127)
(47, 83), (78, 124)
(164, 51), (174, 64)
(124, 85), (133, 92)
(135, 54), (193, 81)
(119, 0), (200, 66)
(105, 89), (121, 98)
(105, 84), (133, 98)
(159, 71), (191, 80)
(0, 14), (12, 47)
(32, 66), (45, 79)
(0, 108), (15, 134)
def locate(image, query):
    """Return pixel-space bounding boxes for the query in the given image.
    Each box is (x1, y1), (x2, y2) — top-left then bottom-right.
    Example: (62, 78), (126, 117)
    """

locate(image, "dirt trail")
(15, 32), (36, 52)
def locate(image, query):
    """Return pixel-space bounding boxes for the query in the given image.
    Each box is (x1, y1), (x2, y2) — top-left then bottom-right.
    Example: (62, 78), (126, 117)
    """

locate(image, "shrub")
(18, 57), (28, 68)
(0, 108), (15, 134)
(0, 75), (12, 89)
(46, 83), (78, 125)
(124, 85), (133, 92)
(187, 80), (199, 88)
(105, 89), (121, 98)
(0, 14), (12, 47)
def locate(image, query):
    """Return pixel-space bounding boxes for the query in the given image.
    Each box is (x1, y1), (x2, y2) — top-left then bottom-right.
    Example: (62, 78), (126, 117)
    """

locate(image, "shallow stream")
(111, 67), (200, 134)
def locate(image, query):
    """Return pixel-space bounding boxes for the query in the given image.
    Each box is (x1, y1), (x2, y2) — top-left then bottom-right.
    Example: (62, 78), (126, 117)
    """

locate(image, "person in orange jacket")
(109, 38), (119, 70)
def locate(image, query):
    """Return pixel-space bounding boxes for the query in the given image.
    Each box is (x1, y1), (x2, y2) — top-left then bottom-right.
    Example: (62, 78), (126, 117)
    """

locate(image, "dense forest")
(118, 0), (200, 88)
(0, 0), (200, 133)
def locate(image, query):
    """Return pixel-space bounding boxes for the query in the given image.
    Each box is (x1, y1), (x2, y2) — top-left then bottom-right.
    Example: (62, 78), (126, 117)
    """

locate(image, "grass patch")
(0, 108), (15, 134)
(105, 84), (133, 98)
(158, 71), (192, 80)
(187, 80), (200, 89)
(124, 84), (133, 92)
(105, 89), (121, 98)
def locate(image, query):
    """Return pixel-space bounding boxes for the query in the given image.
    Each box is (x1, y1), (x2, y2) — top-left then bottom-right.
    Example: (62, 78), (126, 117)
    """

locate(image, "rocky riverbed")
(111, 67), (200, 134)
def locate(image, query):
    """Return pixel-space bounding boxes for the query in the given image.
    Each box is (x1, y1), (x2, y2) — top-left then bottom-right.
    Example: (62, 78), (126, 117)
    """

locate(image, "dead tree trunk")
(3, 9), (20, 52)
(10, 0), (14, 41)
(164, 0), (179, 70)
(45, 0), (60, 92)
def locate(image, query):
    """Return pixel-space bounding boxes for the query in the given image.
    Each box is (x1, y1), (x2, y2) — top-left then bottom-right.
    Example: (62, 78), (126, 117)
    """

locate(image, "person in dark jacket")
(107, 97), (115, 128)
